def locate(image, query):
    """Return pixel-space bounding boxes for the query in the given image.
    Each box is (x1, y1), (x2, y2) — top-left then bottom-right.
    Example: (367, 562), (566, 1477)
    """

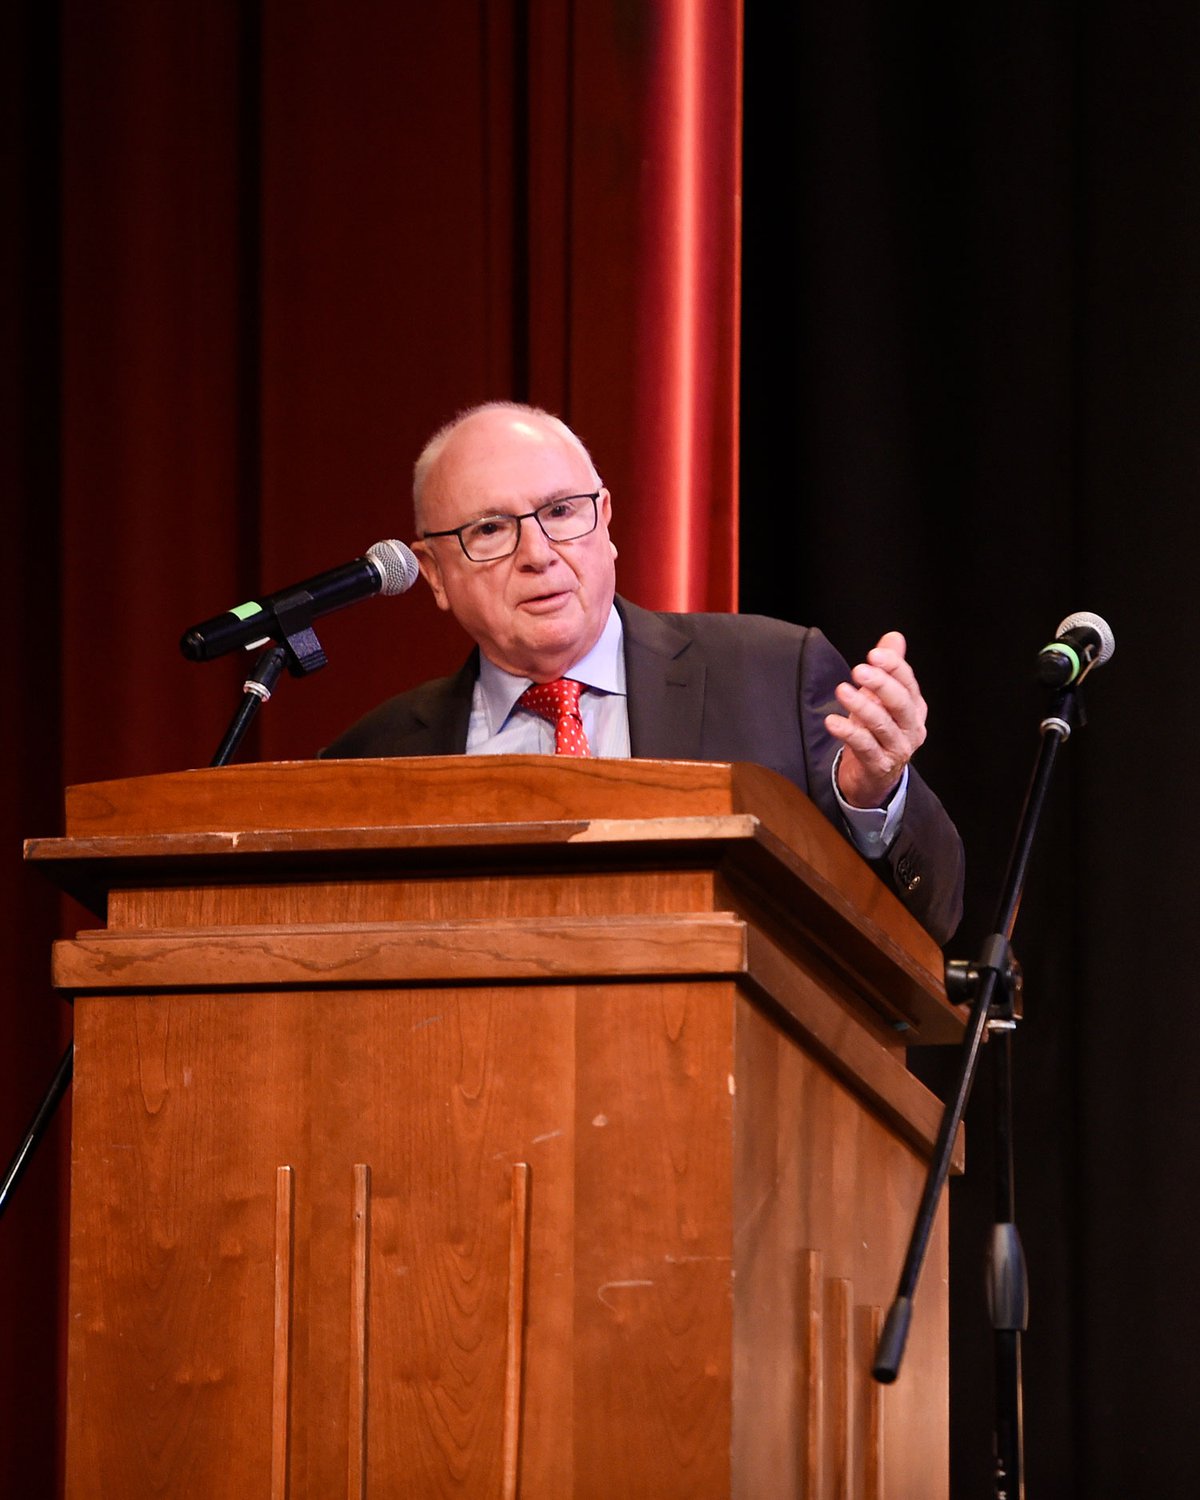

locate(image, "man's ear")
(599, 487), (617, 557)
(412, 541), (451, 613)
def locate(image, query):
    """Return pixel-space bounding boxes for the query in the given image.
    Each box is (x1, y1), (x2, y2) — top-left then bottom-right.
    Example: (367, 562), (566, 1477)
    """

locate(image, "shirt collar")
(476, 603), (625, 736)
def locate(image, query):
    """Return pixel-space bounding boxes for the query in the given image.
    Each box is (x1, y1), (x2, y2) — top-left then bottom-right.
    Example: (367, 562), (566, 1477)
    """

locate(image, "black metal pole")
(873, 957), (1001, 1379)
(874, 683), (1083, 1500)
(0, 643), (291, 1223)
(989, 1028), (1027, 1498)
(0, 1043), (73, 1221)
(211, 644), (288, 767)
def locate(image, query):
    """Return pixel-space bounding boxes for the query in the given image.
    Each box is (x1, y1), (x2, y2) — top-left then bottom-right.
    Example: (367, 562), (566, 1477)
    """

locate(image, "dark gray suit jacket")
(323, 596), (964, 942)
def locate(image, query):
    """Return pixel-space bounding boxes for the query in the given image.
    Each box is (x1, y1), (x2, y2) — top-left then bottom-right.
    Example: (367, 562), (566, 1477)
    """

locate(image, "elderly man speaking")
(324, 402), (963, 943)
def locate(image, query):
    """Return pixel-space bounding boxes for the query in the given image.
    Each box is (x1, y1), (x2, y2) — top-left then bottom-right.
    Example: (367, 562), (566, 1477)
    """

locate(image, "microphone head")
(1056, 610), (1116, 667)
(367, 539), (421, 595)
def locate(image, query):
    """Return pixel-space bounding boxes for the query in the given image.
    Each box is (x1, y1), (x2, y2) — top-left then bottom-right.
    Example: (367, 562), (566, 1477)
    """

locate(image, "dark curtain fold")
(742, 2), (1200, 1494)
(0, 7), (68, 1490)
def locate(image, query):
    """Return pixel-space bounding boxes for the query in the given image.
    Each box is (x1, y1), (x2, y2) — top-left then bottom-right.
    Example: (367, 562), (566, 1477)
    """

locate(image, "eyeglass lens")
(461, 494), (597, 560)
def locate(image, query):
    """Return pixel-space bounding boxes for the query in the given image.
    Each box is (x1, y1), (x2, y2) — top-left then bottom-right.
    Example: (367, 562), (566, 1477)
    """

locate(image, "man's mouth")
(519, 589), (573, 611)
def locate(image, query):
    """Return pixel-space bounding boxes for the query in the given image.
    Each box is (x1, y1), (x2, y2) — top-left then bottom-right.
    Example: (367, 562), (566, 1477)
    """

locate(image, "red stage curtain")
(253, 0), (742, 757)
(0, 2), (743, 1491)
(568, 1), (743, 616)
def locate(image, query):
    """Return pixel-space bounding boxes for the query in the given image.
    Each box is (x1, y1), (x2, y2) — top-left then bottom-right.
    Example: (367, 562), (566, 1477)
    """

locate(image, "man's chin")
(504, 615), (593, 679)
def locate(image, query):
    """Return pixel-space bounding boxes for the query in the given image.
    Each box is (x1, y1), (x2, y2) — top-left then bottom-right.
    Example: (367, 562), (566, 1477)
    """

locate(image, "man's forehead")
(446, 408), (559, 456)
(426, 423), (592, 514)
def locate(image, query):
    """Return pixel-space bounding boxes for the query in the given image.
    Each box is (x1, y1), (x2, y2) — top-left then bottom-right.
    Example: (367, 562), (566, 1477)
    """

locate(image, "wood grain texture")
(574, 980), (735, 1498)
(65, 995), (307, 1497)
(66, 987), (576, 1497)
(348, 1164), (370, 1500)
(28, 812), (759, 863)
(105, 868), (719, 934)
(273, 1165), (295, 1500)
(828, 1278), (851, 1500)
(52, 913), (747, 990)
(502, 1162), (531, 1500)
(30, 757), (958, 1042)
(744, 928), (965, 1168)
(54, 756), (795, 836)
(360, 986), (573, 1498)
(62, 981), (951, 1499)
(731, 993), (950, 1500)
(47, 758), (957, 1497)
(799, 1250), (822, 1500)
(861, 1305), (885, 1500)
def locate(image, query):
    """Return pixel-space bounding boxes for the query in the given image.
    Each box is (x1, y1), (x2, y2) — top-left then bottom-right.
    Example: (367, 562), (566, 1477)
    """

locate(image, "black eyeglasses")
(422, 492), (601, 562)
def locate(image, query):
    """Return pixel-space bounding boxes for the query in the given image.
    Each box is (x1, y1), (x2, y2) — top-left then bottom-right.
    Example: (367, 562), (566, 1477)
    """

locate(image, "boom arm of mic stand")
(873, 684), (1084, 1490)
(873, 956), (1007, 1379)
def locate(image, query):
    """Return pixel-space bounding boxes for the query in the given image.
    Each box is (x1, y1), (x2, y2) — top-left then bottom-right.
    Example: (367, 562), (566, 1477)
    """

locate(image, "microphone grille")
(367, 539), (421, 595)
(1056, 611), (1116, 666)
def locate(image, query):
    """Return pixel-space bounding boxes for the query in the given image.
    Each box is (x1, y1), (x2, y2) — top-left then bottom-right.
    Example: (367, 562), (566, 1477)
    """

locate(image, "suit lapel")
(617, 596), (707, 759)
(380, 606), (706, 759)
(400, 652), (478, 755)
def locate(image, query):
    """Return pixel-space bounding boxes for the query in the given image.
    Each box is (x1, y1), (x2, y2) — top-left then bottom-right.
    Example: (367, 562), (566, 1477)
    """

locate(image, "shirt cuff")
(831, 749), (909, 859)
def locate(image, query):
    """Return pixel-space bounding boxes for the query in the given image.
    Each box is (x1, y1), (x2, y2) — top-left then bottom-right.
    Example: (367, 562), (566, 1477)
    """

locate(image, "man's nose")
(514, 514), (556, 565)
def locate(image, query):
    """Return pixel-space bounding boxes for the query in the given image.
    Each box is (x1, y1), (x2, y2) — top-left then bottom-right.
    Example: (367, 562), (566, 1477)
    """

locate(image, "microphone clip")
(254, 588), (329, 676)
(945, 933), (1024, 1030)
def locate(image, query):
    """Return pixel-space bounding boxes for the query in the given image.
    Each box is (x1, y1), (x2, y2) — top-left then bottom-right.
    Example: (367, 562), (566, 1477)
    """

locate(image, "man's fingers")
(834, 682), (923, 759)
(840, 671), (927, 746)
(874, 629), (907, 657)
(850, 662), (924, 718)
(859, 651), (918, 695)
(826, 710), (897, 767)
(830, 631), (932, 806)
(825, 709), (885, 760)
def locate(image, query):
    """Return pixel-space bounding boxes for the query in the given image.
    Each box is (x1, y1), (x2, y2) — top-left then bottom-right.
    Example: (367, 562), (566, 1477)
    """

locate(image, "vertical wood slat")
(862, 1305), (885, 1500)
(348, 1164), (372, 1500)
(272, 1165), (296, 1500)
(798, 1249), (822, 1497)
(827, 1278), (851, 1500)
(502, 1162), (532, 1500)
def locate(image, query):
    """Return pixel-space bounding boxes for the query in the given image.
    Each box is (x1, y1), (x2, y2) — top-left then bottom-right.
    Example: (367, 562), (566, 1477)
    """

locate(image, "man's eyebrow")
(463, 488), (589, 519)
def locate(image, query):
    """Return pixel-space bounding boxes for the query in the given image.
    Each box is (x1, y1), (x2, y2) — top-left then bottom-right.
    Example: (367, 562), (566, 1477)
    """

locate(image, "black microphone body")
(1035, 611), (1115, 687)
(181, 541), (418, 662)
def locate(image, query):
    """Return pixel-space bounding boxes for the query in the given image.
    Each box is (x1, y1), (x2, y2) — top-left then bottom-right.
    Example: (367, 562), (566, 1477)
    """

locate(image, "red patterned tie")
(517, 678), (591, 757)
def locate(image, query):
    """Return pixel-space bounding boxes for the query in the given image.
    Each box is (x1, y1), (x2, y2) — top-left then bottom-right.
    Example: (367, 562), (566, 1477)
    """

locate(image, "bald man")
(324, 403), (963, 942)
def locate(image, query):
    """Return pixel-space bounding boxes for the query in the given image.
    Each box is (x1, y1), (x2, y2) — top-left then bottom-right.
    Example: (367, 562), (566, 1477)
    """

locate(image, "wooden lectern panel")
(30, 759), (961, 1498)
(66, 982), (948, 1498)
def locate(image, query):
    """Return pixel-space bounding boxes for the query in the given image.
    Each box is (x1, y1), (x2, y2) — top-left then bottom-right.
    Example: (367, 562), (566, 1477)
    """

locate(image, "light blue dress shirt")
(465, 605), (906, 856)
(466, 603), (630, 757)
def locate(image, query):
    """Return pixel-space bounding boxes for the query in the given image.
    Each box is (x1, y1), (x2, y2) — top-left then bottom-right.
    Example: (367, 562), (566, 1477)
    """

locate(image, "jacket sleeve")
(796, 626), (965, 945)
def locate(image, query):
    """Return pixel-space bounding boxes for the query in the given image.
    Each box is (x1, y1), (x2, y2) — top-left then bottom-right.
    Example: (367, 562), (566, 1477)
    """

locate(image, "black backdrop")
(743, 2), (1199, 1493)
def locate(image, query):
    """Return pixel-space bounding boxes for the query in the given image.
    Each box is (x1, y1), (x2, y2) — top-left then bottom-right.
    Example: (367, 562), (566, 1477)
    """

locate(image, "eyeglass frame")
(420, 490), (603, 562)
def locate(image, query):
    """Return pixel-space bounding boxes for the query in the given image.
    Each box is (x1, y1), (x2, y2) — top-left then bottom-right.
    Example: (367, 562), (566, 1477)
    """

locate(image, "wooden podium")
(27, 756), (963, 1499)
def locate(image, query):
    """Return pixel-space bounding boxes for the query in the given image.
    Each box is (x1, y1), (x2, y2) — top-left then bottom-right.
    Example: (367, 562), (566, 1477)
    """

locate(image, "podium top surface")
(48, 754), (872, 839)
(27, 756), (962, 1043)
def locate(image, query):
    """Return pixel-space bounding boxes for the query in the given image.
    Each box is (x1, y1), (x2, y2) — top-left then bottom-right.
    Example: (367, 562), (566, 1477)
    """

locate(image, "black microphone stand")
(873, 674), (1094, 1500)
(0, 641), (294, 1222)
(209, 644), (289, 769)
